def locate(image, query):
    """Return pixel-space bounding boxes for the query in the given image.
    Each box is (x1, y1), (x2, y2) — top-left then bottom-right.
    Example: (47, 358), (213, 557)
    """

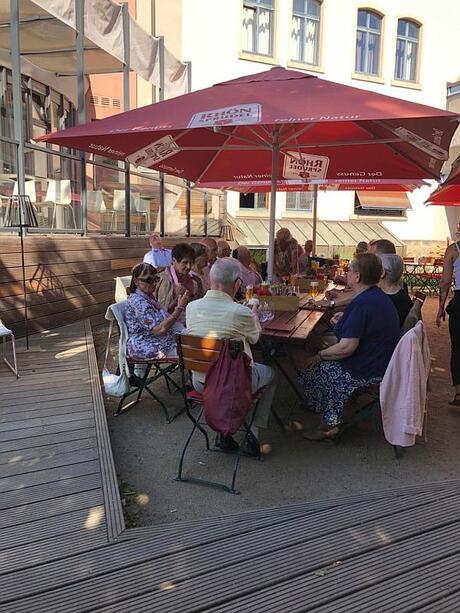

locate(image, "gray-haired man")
(186, 257), (277, 454)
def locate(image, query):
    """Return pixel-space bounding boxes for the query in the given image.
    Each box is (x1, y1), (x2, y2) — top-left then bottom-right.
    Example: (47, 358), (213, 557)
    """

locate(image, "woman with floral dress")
(299, 253), (400, 440)
(125, 263), (188, 361)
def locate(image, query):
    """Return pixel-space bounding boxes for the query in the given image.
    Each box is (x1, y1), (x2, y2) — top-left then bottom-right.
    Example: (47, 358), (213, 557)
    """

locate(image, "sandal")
(303, 426), (339, 442)
(448, 393), (460, 407)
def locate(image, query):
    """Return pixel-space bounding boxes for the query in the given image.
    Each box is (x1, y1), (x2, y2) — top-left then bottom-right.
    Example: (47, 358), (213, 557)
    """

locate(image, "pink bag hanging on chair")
(203, 339), (253, 436)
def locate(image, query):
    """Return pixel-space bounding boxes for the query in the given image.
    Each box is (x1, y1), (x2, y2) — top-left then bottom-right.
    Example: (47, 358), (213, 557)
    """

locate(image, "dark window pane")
(368, 12), (381, 31)
(357, 9), (367, 27)
(240, 193), (255, 208)
(307, 0), (320, 17)
(408, 22), (419, 39)
(397, 19), (406, 35)
(293, 0), (304, 12)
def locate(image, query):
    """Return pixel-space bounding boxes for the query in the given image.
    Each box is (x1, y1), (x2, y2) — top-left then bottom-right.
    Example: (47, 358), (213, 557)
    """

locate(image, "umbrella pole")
(312, 184), (318, 257)
(267, 141), (280, 282)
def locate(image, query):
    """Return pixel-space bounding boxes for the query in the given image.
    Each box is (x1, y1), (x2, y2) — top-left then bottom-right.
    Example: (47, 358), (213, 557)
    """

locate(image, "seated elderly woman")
(125, 263), (188, 361)
(190, 242), (209, 296)
(378, 254), (413, 326)
(300, 253), (400, 440)
(154, 243), (200, 320)
(236, 246), (263, 287)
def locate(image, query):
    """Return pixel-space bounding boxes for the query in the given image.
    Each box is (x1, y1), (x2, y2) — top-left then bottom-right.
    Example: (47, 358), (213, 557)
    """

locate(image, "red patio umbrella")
(427, 155), (460, 206)
(38, 66), (458, 279)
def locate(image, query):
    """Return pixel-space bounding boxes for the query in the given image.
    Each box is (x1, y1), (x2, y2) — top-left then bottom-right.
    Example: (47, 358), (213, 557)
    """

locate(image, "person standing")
(273, 228), (299, 281)
(143, 233), (172, 269)
(437, 230), (460, 405)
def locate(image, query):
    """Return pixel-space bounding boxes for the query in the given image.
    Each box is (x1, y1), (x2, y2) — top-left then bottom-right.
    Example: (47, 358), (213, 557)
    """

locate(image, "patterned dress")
(125, 290), (181, 361)
(299, 361), (380, 427)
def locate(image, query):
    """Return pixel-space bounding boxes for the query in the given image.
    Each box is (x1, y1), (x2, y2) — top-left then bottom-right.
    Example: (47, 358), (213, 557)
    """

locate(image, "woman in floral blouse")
(125, 263), (188, 361)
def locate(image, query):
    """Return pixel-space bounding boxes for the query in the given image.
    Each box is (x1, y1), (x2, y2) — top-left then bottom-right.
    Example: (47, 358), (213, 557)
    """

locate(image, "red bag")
(203, 339), (253, 436)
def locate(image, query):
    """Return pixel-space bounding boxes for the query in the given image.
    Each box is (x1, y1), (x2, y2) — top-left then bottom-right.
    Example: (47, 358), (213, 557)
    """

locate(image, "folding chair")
(175, 334), (265, 494)
(104, 302), (181, 422)
(0, 320), (18, 378)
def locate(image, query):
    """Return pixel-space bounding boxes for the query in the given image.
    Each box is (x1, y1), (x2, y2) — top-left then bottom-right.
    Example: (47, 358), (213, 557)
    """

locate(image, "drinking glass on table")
(245, 284), (254, 301)
(310, 281), (319, 298)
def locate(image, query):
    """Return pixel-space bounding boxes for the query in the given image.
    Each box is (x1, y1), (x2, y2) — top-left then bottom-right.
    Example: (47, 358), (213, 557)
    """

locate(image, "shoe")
(215, 433), (239, 452)
(448, 393), (460, 406)
(242, 432), (261, 457)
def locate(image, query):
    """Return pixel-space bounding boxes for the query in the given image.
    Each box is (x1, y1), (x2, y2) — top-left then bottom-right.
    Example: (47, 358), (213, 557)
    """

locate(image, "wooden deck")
(1, 321), (460, 611)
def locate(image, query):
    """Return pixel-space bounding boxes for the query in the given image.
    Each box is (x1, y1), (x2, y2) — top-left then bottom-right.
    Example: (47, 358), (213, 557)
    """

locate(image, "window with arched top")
(291, 0), (322, 66)
(355, 9), (382, 76)
(395, 19), (420, 82)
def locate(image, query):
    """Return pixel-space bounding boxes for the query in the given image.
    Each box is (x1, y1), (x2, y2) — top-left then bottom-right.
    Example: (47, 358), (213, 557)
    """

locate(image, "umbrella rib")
(194, 127), (240, 184)
(280, 137), (403, 150)
(279, 123), (318, 147)
(355, 120), (443, 179)
(179, 145), (268, 150)
(207, 127), (270, 148)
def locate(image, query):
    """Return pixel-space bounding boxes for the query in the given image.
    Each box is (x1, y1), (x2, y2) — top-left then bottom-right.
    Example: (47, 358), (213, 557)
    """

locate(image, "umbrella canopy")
(38, 66), (459, 277)
(427, 155), (460, 206)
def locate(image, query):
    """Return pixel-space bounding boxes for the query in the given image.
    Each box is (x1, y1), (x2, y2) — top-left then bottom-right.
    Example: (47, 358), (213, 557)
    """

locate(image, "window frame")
(354, 8), (384, 77)
(239, 192), (268, 210)
(285, 191), (314, 212)
(290, 0), (322, 68)
(241, 0), (276, 61)
(394, 18), (421, 84)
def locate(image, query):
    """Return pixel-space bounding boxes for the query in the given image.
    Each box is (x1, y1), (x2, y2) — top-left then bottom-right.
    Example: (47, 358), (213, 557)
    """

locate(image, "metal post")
(267, 134), (280, 282)
(312, 184), (318, 256)
(122, 2), (131, 236)
(158, 36), (165, 235)
(203, 191), (208, 237)
(186, 183), (191, 237)
(10, 0), (25, 207)
(76, 0), (87, 235)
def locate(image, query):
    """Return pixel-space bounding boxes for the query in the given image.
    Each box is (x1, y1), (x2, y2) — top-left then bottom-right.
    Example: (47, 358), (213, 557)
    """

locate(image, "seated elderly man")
(143, 233), (172, 269)
(378, 254), (413, 326)
(186, 258), (277, 455)
(236, 246), (262, 288)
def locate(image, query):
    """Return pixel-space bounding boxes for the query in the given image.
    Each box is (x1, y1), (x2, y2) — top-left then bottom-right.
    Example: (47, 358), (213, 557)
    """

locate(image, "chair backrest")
(13, 180), (36, 202)
(45, 179), (71, 204)
(87, 190), (106, 212)
(134, 195), (148, 213)
(176, 334), (243, 375)
(115, 276), (131, 302)
(401, 291), (426, 335)
(113, 190), (140, 211)
(104, 301), (129, 375)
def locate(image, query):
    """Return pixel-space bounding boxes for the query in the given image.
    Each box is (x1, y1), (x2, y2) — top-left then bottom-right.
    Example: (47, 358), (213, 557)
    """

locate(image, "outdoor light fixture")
(4, 195), (39, 350)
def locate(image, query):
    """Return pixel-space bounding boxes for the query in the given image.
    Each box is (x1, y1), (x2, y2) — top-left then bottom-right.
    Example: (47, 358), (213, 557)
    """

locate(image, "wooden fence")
(0, 235), (183, 336)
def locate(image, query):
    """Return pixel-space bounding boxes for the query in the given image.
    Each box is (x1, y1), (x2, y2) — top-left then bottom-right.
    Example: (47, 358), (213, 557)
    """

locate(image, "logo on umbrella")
(283, 152), (330, 180)
(127, 135), (180, 167)
(188, 104), (262, 128)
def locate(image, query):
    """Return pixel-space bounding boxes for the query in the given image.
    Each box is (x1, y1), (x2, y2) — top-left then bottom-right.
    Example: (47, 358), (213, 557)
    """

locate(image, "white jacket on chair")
(380, 321), (430, 447)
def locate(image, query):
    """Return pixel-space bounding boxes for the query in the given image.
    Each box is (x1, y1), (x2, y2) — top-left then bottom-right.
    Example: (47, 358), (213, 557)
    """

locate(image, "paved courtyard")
(96, 297), (460, 526)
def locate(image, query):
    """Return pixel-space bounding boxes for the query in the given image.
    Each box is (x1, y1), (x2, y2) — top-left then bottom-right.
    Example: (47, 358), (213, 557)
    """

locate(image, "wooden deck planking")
(1, 319), (460, 612)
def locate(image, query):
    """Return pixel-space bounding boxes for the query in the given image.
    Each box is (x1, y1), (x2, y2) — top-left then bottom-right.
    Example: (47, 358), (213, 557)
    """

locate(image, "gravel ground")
(94, 297), (460, 526)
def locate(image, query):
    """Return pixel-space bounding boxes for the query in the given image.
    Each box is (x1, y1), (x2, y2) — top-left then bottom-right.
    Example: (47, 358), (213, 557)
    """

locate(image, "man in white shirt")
(143, 233), (172, 269)
(186, 257), (277, 454)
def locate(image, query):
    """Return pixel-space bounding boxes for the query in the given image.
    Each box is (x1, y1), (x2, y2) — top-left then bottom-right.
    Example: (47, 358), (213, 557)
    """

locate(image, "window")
(242, 0), (275, 56)
(291, 0), (321, 65)
(395, 19), (420, 82)
(355, 9), (382, 75)
(239, 192), (267, 209)
(286, 191), (313, 211)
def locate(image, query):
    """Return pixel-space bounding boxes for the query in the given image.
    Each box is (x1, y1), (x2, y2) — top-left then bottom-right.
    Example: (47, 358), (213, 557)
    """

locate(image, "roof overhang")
(0, 0), (187, 95)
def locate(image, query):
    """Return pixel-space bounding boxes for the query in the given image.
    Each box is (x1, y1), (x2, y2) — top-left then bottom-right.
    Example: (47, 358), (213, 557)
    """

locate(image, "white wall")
(178, 0), (460, 243)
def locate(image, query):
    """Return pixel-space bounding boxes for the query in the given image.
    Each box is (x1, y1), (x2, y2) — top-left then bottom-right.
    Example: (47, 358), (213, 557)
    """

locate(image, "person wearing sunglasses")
(125, 263), (188, 361)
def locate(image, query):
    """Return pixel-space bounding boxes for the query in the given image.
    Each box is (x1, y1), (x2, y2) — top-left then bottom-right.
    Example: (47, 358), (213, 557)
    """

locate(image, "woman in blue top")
(299, 253), (400, 440)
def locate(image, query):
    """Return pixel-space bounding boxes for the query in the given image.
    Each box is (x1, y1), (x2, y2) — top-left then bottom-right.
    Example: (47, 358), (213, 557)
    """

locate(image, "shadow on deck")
(0, 321), (459, 612)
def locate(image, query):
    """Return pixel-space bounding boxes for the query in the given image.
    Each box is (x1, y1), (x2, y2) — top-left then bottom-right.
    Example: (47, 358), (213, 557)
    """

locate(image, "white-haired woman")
(378, 254), (413, 327)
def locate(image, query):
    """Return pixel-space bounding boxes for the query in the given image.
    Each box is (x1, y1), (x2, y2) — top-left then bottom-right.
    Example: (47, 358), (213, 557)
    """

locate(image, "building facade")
(150, 0), (460, 256)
